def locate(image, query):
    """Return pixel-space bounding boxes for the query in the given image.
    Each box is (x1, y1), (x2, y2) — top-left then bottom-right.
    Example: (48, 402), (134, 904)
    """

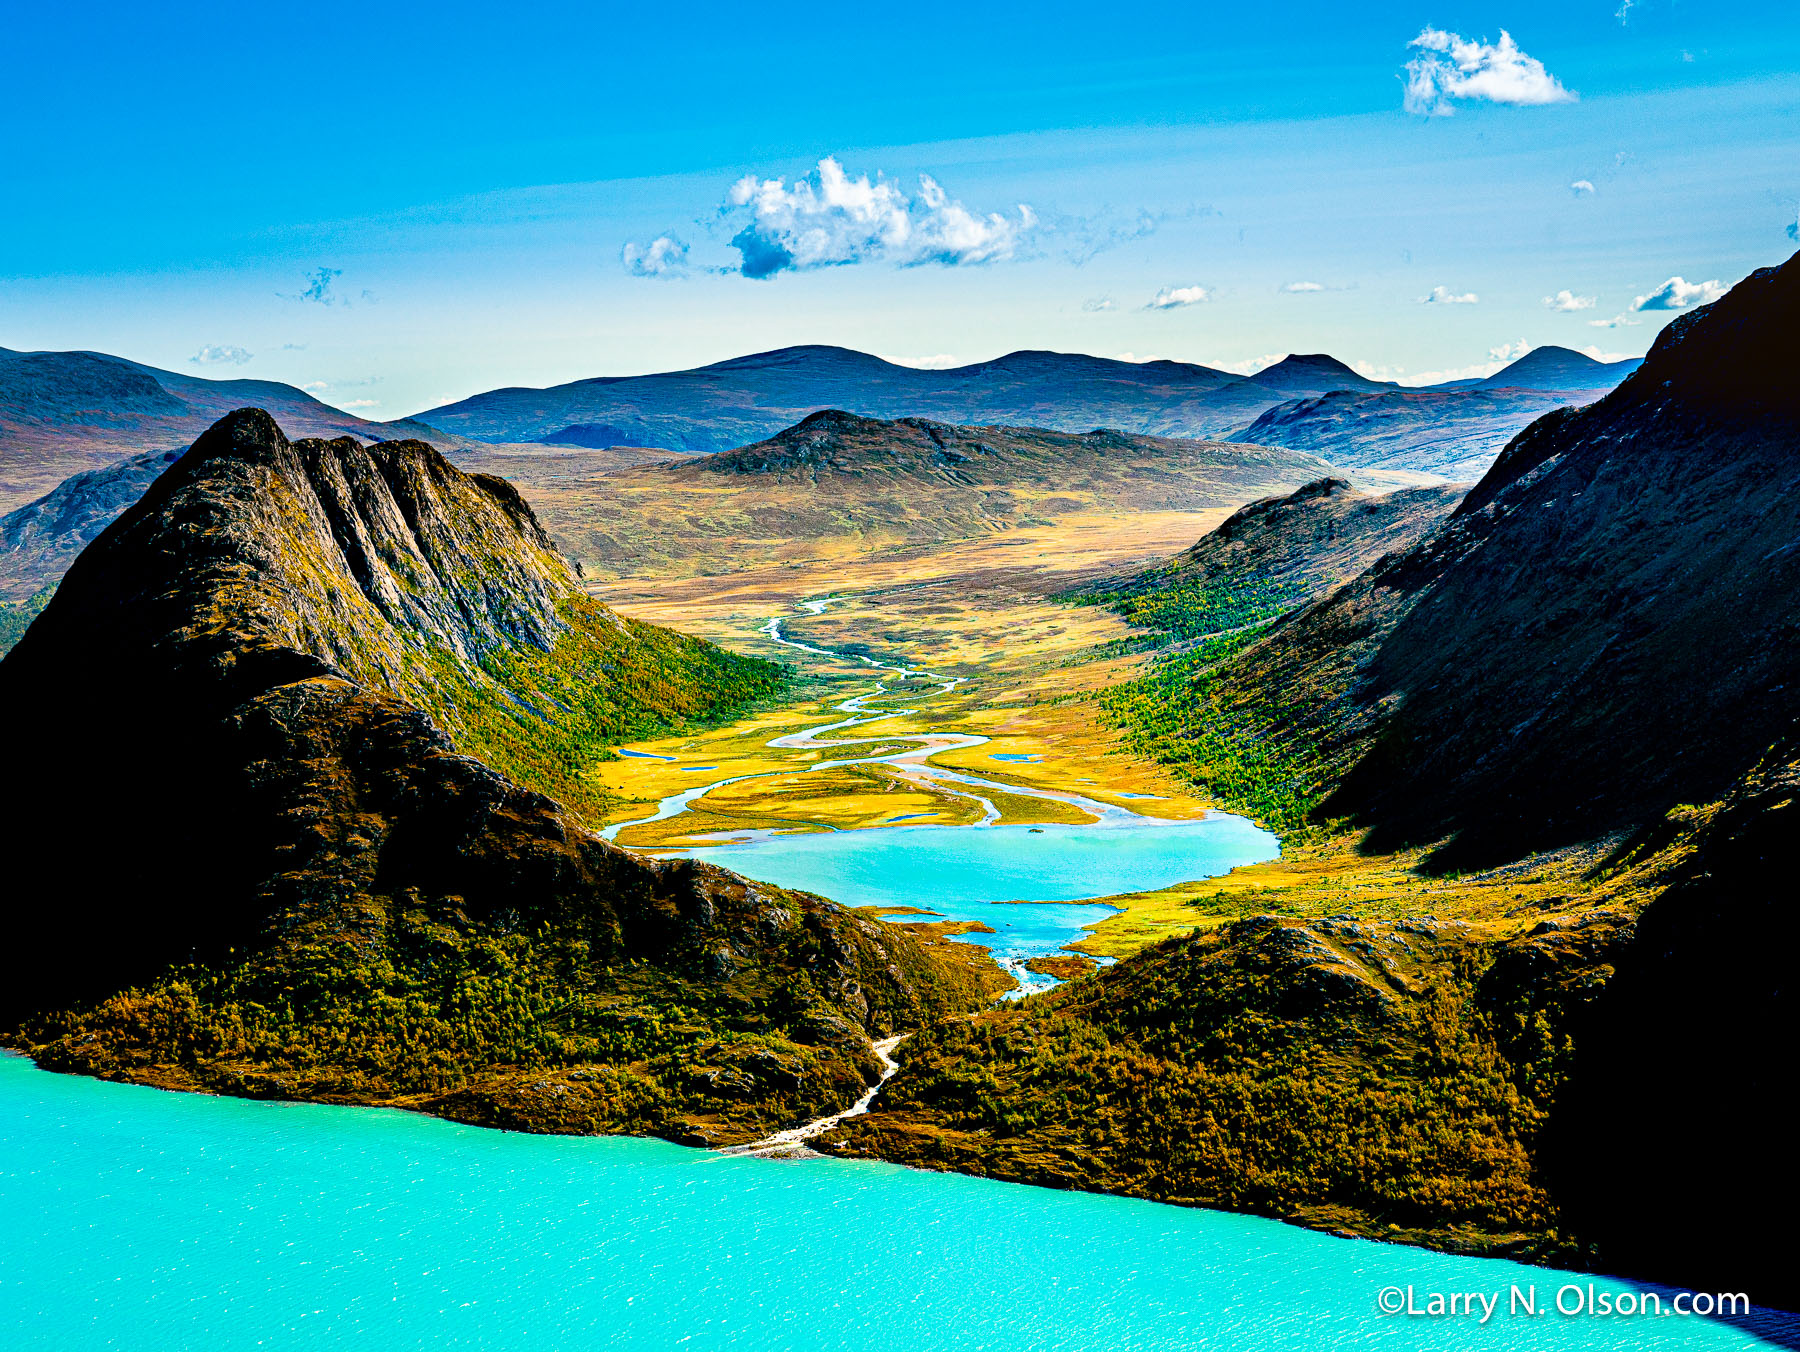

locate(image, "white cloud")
(1587, 314), (1639, 329)
(881, 353), (962, 369)
(300, 381), (329, 393)
(1570, 179), (1597, 195)
(191, 344), (252, 366)
(1082, 297), (1117, 312)
(1578, 345), (1637, 362)
(622, 235), (689, 278)
(1488, 339), (1531, 362)
(1422, 285), (1479, 305)
(1632, 276), (1726, 311)
(722, 157), (1034, 278)
(1543, 289), (1597, 312)
(1282, 281), (1326, 293)
(1404, 29), (1575, 116)
(1111, 352), (1167, 364)
(1210, 353), (1287, 376)
(1398, 360), (1511, 386)
(1147, 285), (1211, 309)
(1350, 359), (1407, 382)
(341, 398), (380, 410)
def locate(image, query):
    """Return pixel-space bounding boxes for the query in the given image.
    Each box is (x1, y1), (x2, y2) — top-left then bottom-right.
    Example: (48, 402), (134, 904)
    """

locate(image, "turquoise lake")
(2, 1054), (1789, 1351)
(667, 814), (1279, 988)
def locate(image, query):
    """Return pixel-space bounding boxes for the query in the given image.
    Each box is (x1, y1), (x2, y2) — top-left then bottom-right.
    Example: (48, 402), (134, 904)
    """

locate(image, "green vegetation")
(1071, 573), (1305, 641)
(0, 584), (53, 657)
(831, 909), (1615, 1261)
(1095, 629), (1324, 832)
(21, 881), (1005, 1145)
(425, 594), (788, 825)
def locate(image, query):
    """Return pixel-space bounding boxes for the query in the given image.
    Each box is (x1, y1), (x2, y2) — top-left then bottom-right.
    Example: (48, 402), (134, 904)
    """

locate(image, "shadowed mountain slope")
(414, 345), (1390, 453)
(0, 409), (1000, 1141)
(520, 408), (1339, 579)
(1210, 256), (1800, 865)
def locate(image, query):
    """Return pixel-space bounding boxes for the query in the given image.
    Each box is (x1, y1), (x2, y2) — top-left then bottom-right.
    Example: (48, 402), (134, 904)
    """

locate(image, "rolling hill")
(510, 408), (1340, 579)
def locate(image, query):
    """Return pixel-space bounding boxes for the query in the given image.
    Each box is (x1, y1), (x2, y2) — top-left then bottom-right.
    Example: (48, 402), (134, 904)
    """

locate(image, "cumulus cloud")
(341, 398), (380, 410)
(1282, 281), (1326, 293)
(622, 235), (689, 278)
(300, 381), (329, 393)
(1579, 344), (1636, 362)
(1570, 179), (1597, 195)
(1147, 285), (1211, 309)
(1422, 285), (1479, 305)
(1543, 289), (1597, 312)
(1632, 276), (1726, 311)
(191, 344), (252, 366)
(1403, 29), (1575, 116)
(1489, 339), (1531, 362)
(1082, 297), (1117, 312)
(720, 157), (1035, 279)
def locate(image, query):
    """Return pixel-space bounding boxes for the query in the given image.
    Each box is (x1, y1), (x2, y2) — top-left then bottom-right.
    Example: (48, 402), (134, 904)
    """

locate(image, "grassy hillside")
(513, 409), (1338, 579)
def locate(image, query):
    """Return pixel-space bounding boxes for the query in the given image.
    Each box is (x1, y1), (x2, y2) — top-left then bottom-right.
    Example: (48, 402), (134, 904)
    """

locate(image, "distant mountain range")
(0, 345), (463, 511)
(413, 344), (1639, 467)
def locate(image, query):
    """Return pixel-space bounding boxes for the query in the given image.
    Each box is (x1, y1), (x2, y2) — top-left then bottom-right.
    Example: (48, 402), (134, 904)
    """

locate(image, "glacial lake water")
(1, 1053), (1787, 1351)
(665, 813), (1279, 990)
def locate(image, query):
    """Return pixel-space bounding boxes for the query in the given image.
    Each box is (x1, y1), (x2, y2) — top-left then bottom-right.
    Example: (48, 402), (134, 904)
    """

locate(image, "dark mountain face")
(1311, 256), (1800, 863)
(414, 345), (1391, 452)
(0, 409), (995, 1140)
(0, 345), (465, 512)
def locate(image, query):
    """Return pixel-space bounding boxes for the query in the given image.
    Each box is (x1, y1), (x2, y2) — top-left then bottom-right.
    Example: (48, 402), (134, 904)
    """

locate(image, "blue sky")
(4, 0), (1796, 414)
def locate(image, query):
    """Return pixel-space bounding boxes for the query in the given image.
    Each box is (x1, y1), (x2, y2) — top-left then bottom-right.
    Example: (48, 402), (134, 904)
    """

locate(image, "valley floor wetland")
(601, 597), (1280, 991)
(4, 1053), (1793, 1351)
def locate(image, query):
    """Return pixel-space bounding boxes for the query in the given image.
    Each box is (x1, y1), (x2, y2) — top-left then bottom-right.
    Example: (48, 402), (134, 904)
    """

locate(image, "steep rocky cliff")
(0, 409), (1000, 1143)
